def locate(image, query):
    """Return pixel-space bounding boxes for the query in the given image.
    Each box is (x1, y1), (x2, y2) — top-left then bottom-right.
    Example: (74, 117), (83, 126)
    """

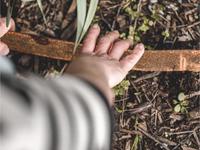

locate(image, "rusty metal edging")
(1, 31), (200, 71)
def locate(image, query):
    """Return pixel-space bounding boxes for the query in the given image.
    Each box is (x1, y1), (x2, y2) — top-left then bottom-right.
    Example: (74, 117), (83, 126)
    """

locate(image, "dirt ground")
(1, 0), (200, 149)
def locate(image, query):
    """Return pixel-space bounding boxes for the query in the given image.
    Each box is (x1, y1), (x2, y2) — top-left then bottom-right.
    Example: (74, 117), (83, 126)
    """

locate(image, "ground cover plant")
(1, 0), (200, 149)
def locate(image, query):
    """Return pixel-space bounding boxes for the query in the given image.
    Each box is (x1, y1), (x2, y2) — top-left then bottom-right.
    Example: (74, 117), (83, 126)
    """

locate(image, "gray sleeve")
(1, 72), (112, 150)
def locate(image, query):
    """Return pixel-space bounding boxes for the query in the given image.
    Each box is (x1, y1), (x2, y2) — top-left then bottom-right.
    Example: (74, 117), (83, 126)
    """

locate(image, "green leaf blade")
(178, 92), (185, 101)
(37, 0), (48, 28)
(174, 104), (181, 113)
(6, 0), (11, 27)
(76, 0), (99, 53)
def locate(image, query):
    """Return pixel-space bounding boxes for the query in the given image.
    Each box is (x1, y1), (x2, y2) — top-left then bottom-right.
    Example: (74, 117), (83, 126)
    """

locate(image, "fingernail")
(138, 43), (144, 49)
(113, 30), (119, 34)
(91, 24), (99, 28)
(128, 38), (134, 45)
(1, 46), (9, 55)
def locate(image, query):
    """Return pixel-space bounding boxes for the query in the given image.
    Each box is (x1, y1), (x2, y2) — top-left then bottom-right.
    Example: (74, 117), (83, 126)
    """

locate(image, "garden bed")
(1, 0), (200, 149)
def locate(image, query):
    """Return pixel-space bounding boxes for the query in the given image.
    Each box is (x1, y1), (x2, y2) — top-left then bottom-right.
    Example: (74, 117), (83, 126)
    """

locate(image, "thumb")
(0, 41), (10, 55)
(120, 43), (144, 73)
(0, 17), (15, 37)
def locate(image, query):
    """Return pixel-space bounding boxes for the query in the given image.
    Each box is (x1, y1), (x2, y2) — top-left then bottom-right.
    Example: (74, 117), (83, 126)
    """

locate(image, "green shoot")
(151, 12), (160, 20)
(162, 30), (170, 37)
(173, 92), (189, 116)
(113, 80), (130, 96)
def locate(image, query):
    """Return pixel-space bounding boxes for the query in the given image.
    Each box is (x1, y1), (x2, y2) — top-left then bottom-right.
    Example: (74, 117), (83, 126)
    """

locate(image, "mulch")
(1, 0), (200, 149)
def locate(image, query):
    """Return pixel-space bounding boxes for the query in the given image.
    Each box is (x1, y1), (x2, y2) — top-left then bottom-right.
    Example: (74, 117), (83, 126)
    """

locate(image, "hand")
(66, 24), (144, 88)
(0, 17), (15, 55)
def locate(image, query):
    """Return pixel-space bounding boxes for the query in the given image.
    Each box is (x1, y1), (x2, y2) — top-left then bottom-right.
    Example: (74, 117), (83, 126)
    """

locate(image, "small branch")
(185, 91), (200, 99)
(133, 72), (161, 83)
(138, 127), (170, 150)
(172, 124), (200, 150)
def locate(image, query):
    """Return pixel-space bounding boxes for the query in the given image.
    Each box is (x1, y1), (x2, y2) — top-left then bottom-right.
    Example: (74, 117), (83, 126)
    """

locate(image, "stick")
(138, 127), (170, 150)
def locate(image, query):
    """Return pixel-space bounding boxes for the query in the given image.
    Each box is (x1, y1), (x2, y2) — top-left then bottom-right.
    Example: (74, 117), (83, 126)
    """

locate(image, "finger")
(95, 30), (119, 55)
(120, 43), (144, 73)
(109, 38), (133, 60)
(0, 18), (15, 37)
(0, 41), (10, 55)
(81, 24), (100, 54)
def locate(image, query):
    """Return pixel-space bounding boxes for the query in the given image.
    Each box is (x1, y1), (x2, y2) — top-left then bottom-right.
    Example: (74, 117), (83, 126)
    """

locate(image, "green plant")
(131, 114), (140, 150)
(162, 30), (170, 37)
(120, 32), (127, 39)
(151, 12), (160, 20)
(90, 6), (100, 26)
(144, 45), (154, 50)
(173, 92), (189, 116)
(113, 80), (130, 96)
(138, 24), (149, 32)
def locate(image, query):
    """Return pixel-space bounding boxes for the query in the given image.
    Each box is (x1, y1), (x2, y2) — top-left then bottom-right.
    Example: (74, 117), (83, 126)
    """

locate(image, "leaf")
(174, 104), (181, 113)
(119, 87), (124, 96)
(144, 18), (148, 24)
(120, 32), (126, 38)
(73, 0), (86, 57)
(139, 24), (149, 32)
(181, 106), (188, 116)
(37, 0), (48, 28)
(75, 0), (99, 57)
(114, 106), (123, 113)
(173, 100), (178, 105)
(178, 92), (185, 101)
(113, 86), (119, 95)
(125, 80), (130, 86)
(149, 20), (154, 26)
(181, 101), (189, 106)
(127, 35), (134, 40)
(6, 0), (11, 27)
(134, 36), (140, 41)
(131, 134), (139, 150)
(162, 31), (166, 36)
(133, 5), (137, 10)
(52, 70), (59, 75)
(134, 92), (141, 96)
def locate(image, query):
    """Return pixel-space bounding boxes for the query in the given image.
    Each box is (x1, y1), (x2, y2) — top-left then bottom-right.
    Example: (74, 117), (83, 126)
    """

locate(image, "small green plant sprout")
(149, 20), (154, 26)
(114, 106), (123, 113)
(133, 5), (137, 10)
(52, 70), (60, 78)
(173, 92), (189, 116)
(195, 15), (199, 19)
(138, 24), (149, 32)
(91, 15), (99, 26)
(112, 80), (130, 96)
(105, 31), (109, 35)
(164, 131), (168, 137)
(134, 92), (141, 96)
(125, 7), (137, 19)
(120, 32), (127, 39)
(151, 12), (160, 20)
(162, 30), (170, 37)
(144, 45), (154, 50)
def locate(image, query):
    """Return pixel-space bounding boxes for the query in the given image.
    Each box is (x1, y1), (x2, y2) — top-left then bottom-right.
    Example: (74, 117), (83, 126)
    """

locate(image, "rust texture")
(2, 31), (200, 71)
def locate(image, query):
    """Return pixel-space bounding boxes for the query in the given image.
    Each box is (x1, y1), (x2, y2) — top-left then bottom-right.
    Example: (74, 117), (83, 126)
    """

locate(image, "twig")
(132, 0), (142, 37)
(111, 0), (125, 31)
(120, 128), (142, 135)
(59, 63), (68, 76)
(100, 10), (112, 30)
(185, 91), (200, 99)
(138, 127), (170, 150)
(193, 131), (200, 148)
(172, 124), (200, 150)
(130, 81), (142, 103)
(114, 97), (129, 102)
(133, 72), (161, 83)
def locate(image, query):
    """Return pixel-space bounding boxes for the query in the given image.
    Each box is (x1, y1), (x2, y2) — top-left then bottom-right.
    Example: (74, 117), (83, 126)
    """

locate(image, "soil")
(1, 0), (200, 150)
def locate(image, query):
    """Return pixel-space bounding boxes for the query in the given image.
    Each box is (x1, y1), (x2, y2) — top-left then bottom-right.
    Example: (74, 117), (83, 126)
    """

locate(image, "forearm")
(65, 57), (113, 106)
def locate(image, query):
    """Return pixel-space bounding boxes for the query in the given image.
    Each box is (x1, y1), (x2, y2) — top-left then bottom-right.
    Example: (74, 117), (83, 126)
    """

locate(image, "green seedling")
(120, 32), (127, 39)
(138, 24), (149, 32)
(91, 15), (99, 26)
(149, 20), (154, 26)
(134, 92), (141, 95)
(164, 131), (168, 137)
(125, 7), (137, 19)
(195, 15), (199, 19)
(173, 92), (189, 116)
(113, 80), (130, 96)
(144, 45), (154, 50)
(131, 114), (140, 150)
(162, 30), (170, 37)
(151, 12), (160, 20)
